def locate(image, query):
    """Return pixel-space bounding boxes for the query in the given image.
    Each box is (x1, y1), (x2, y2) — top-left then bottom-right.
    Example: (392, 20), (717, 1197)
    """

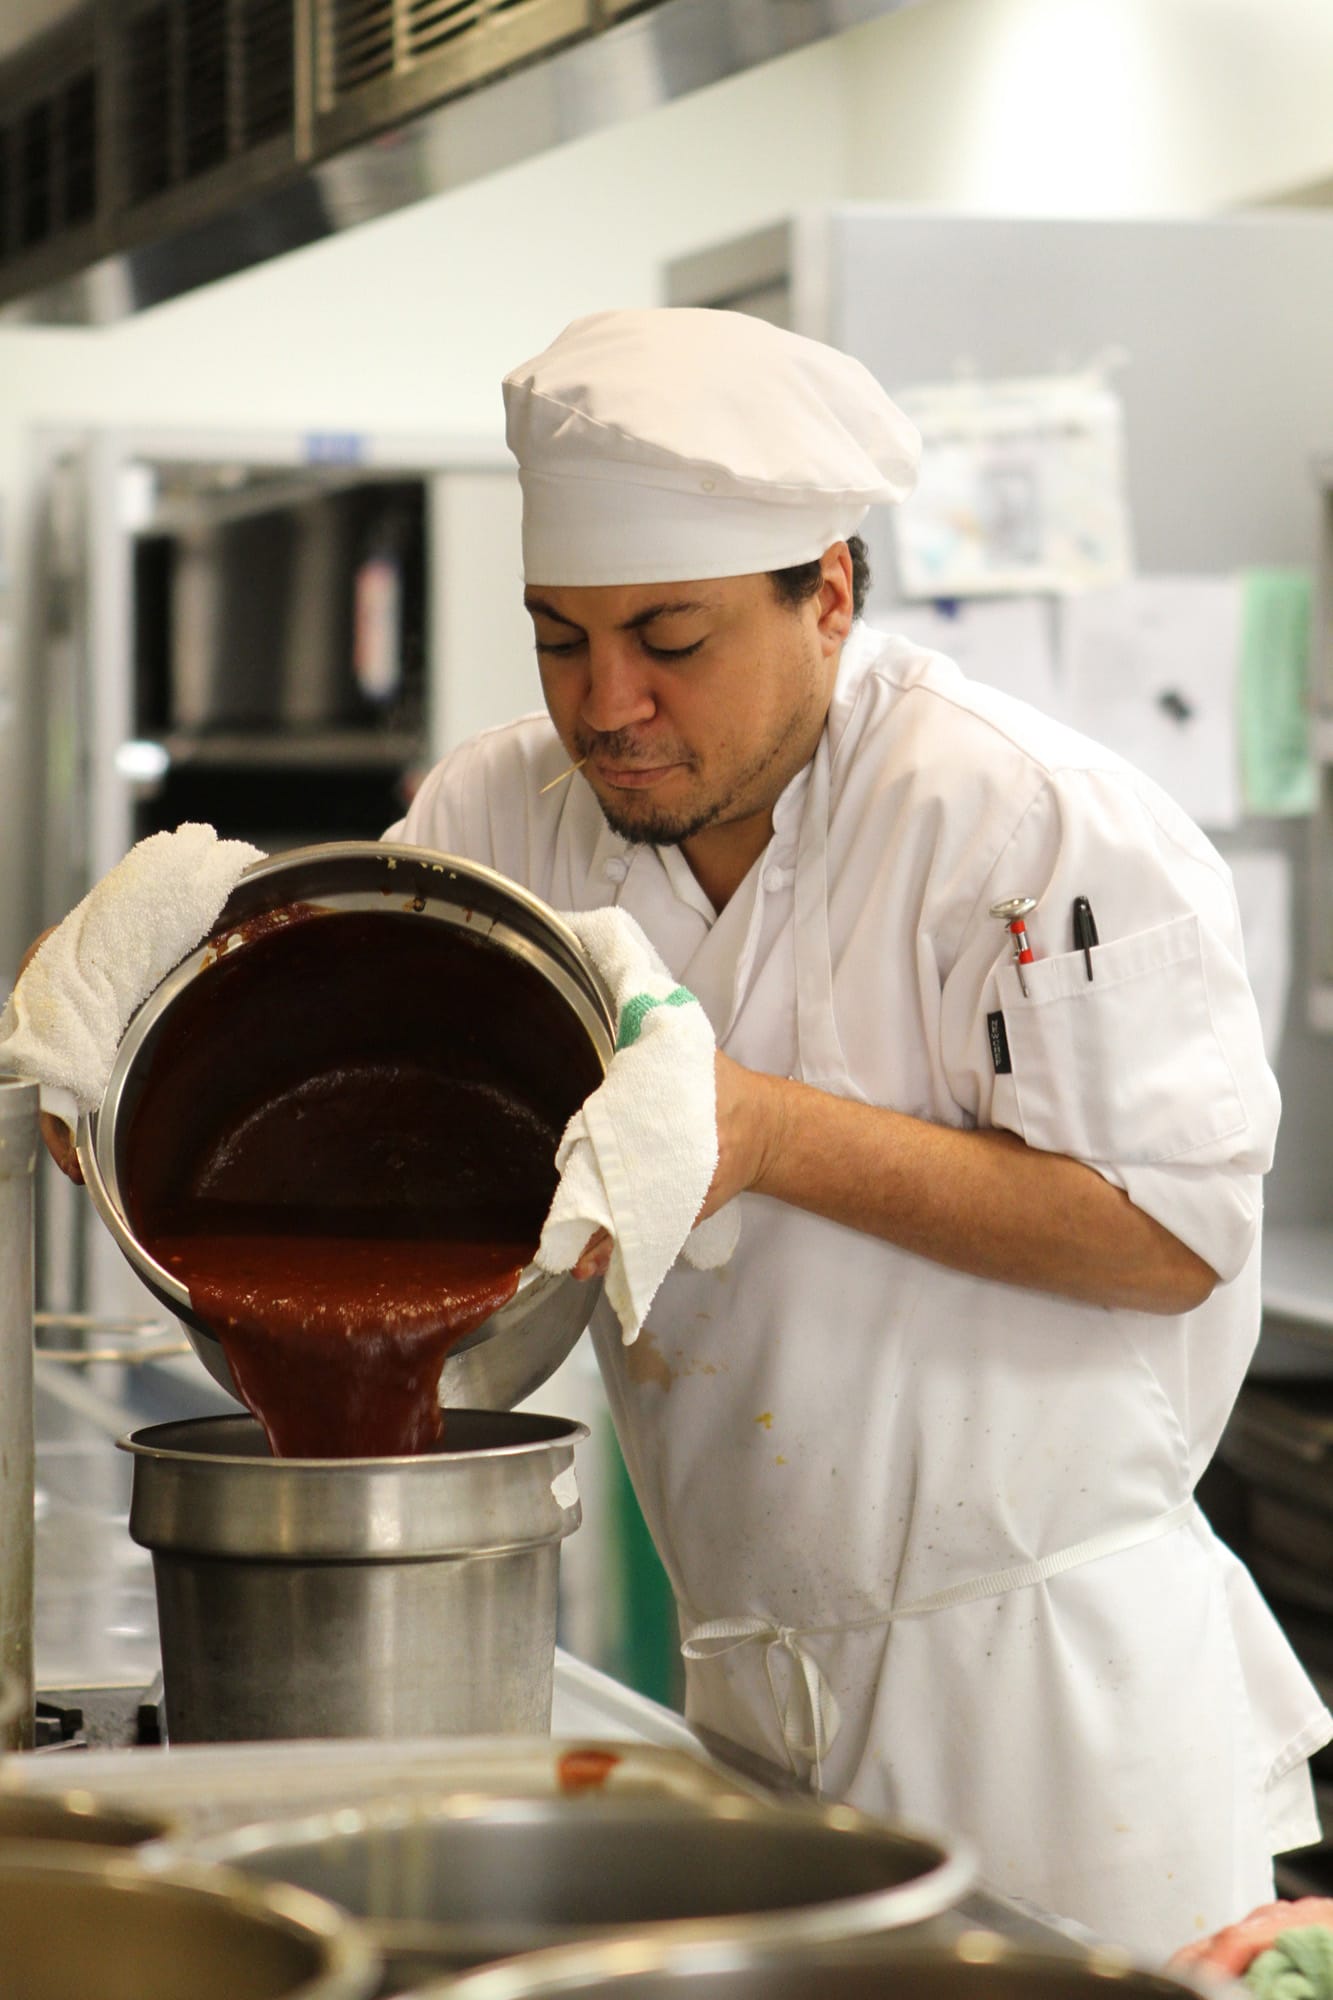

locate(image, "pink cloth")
(1170, 1900), (1333, 1978)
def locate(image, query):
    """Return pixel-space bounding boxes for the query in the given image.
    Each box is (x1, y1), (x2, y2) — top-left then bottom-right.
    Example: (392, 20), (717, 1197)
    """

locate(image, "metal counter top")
(31, 1347), (703, 1750)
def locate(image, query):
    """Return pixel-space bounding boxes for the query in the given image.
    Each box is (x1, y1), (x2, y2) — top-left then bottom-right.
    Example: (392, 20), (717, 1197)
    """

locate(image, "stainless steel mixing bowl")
(78, 842), (616, 1412)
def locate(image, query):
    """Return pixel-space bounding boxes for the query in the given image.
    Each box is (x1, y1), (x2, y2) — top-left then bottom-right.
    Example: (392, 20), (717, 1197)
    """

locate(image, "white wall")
(842, 0), (1333, 215)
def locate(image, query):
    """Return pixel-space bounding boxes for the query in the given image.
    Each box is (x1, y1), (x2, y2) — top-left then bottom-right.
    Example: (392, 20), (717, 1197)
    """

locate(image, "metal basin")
(79, 842), (616, 1414)
(184, 1793), (973, 1983)
(0, 1789), (171, 1848)
(120, 1412), (587, 1744)
(0, 1847), (376, 2000)
(431, 1931), (1213, 2000)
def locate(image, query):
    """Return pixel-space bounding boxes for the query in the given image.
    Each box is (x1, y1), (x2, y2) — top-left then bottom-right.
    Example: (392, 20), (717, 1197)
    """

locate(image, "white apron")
(587, 726), (1326, 1963)
(393, 626), (1330, 1962)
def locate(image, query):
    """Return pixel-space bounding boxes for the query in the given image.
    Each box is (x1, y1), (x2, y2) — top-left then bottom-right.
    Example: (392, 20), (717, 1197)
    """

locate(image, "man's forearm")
(720, 1060), (1217, 1316)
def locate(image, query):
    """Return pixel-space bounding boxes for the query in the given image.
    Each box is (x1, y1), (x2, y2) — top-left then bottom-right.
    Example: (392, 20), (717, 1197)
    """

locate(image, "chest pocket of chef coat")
(995, 912), (1248, 1165)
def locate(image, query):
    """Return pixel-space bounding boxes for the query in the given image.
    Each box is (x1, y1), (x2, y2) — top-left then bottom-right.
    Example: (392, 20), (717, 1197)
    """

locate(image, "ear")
(815, 542), (855, 652)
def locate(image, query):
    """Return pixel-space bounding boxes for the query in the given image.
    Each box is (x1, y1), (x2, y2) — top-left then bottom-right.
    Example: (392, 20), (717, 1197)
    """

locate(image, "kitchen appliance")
(165, 485), (424, 736)
(120, 1411), (587, 1743)
(0, 1076), (38, 1752)
(0, 1848), (376, 2000)
(183, 1792), (974, 1984)
(1216, 1378), (1333, 1890)
(79, 841), (616, 1414)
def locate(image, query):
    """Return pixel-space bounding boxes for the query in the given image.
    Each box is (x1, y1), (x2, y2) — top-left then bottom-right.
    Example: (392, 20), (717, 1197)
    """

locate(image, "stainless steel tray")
(0, 1736), (757, 1840)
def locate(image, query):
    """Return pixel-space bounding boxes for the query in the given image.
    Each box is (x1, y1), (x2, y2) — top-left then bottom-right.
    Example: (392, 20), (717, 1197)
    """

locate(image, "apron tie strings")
(682, 1499), (1198, 1793)
(681, 1618), (855, 1789)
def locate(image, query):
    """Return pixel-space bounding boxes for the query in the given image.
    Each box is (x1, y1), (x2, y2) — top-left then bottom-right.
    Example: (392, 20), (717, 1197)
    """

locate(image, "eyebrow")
(523, 594), (718, 633)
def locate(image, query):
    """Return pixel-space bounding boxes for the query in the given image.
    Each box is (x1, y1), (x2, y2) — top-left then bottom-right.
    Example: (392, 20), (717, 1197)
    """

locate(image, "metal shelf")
(1263, 1224), (1333, 1335)
(153, 730), (422, 770)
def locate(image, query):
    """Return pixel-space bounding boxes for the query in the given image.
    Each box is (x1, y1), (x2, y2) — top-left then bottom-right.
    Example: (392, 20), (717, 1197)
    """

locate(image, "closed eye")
(642, 639), (704, 662)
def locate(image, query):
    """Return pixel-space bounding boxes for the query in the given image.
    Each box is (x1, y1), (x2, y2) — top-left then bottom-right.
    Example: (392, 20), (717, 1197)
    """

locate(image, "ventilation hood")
(0, 0), (909, 323)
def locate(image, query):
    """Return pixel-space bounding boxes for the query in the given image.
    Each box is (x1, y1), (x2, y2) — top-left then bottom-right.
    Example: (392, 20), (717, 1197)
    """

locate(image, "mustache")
(575, 728), (697, 769)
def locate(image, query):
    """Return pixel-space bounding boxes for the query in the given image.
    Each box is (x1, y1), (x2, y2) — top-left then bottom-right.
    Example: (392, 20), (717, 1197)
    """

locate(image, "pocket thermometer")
(989, 896), (1038, 997)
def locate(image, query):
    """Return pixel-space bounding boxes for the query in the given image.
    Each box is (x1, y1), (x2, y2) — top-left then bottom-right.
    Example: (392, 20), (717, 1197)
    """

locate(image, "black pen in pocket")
(1072, 896), (1099, 980)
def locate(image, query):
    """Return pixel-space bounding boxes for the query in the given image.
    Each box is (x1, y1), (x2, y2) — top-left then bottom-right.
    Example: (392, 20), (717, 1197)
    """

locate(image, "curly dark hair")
(768, 534), (869, 620)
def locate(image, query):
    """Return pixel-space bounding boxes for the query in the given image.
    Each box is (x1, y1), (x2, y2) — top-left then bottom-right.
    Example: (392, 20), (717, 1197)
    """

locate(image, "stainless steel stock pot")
(79, 842), (616, 1412)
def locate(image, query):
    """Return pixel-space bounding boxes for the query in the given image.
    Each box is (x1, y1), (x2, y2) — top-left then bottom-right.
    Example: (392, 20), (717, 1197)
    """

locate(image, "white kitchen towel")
(537, 907), (741, 1344)
(0, 823), (265, 1127)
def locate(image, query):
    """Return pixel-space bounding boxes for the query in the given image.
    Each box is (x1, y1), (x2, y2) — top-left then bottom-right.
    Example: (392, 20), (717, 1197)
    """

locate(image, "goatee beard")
(596, 798), (720, 848)
(575, 729), (709, 846)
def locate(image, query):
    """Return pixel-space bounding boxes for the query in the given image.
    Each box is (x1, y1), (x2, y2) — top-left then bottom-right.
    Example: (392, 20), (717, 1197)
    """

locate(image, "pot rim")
(0, 1846), (378, 1998)
(79, 840), (615, 1326)
(117, 1409), (591, 1472)
(178, 1792), (977, 1956)
(76, 841), (617, 1411)
(432, 1925), (1217, 2000)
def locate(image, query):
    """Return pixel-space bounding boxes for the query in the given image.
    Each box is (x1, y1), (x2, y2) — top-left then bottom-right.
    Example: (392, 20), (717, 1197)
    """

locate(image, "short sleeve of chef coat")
(383, 714), (577, 891)
(376, 720), (604, 920)
(938, 763), (1280, 1286)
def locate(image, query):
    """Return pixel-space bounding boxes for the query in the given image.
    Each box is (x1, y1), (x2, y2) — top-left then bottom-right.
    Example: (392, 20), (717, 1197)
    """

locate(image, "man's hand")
(572, 1228), (612, 1282)
(572, 1053), (781, 1280)
(15, 925), (54, 982)
(699, 1050), (785, 1222)
(41, 1112), (83, 1185)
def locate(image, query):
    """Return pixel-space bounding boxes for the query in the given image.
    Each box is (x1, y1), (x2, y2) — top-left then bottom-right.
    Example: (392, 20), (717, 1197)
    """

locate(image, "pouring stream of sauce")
(147, 1233), (531, 1456)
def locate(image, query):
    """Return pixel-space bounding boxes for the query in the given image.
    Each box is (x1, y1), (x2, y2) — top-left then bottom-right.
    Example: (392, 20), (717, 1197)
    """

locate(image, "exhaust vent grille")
(407, 0), (534, 64)
(0, 12), (100, 278)
(240, 0), (296, 146)
(328, 0), (396, 95)
(64, 70), (98, 225)
(183, 0), (231, 178)
(124, 4), (171, 204)
(314, 0), (591, 137)
(0, 0), (685, 308)
(116, 0), (296, 214)
(20, 98), (55, 248)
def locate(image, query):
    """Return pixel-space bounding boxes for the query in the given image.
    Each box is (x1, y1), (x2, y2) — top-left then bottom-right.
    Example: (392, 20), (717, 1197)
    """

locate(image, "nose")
(580, 642), (657, 737)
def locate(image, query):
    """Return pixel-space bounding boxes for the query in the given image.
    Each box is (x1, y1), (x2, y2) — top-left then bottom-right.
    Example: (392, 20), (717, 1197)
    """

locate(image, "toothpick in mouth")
(538, 757), (588, 796)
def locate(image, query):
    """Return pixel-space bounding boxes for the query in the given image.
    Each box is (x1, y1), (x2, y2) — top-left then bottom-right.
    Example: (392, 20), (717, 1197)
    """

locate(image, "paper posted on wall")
(890, 370), (1132, 600)
(1227, 849), (1294, 1066)
(1237, 570), (1315, 817)
(875, 595), (1064, 721)
(1061, 577), (1244, 831)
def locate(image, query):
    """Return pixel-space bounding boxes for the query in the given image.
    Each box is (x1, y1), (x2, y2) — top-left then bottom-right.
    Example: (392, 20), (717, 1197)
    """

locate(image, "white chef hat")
(502, 308), (921, 587)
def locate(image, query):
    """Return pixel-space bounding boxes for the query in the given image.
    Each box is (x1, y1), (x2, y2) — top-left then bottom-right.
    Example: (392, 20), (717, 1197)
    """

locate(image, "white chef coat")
(389, 622), (1332, 1959)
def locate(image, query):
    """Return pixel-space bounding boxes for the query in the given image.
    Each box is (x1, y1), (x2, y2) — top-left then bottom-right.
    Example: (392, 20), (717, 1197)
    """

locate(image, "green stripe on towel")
(616, 987), (697, 1051)
(1246, 1929), (1333, 2000)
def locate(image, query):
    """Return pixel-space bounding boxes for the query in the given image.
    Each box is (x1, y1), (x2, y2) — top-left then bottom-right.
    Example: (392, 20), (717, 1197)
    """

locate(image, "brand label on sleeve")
(987, 1010), (1013, 1074)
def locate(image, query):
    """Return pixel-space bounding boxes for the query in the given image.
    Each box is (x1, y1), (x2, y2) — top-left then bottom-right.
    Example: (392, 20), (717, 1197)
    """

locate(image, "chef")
(385, 306), (1330, 1956)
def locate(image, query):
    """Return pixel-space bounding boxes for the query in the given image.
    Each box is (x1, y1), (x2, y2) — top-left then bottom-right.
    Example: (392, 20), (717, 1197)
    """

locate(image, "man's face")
(524, 559), (847, 850)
